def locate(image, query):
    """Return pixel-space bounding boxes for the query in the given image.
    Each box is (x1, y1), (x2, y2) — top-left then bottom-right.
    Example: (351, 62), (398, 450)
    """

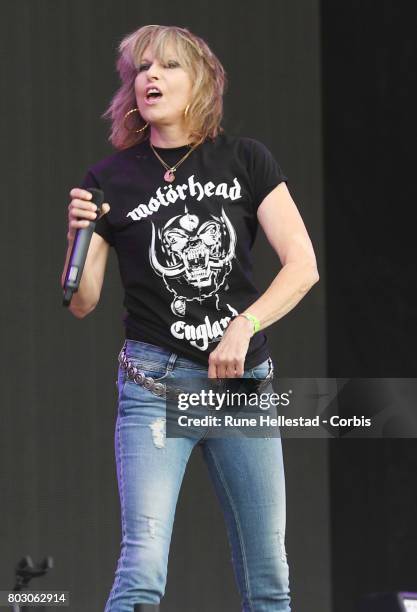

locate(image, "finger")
(216, 363), (227, 379)
(233, 360), (245, 378)
(226, 364), (238, 378)
(207, 361), (217, 379)
(70, 197), (98, 211)
(97, 203), (110, 218)
(69, 188), (93, 201)
(70, 207), (98, 220)
(70, 219), (91, 229)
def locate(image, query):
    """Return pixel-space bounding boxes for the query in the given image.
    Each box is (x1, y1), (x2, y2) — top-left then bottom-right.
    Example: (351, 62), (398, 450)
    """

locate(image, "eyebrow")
(140, 56), (178, 63)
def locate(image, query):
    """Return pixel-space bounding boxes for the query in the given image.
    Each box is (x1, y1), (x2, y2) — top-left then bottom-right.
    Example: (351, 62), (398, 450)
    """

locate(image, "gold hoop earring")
(184, 104), (190, 118)
(123, 108), (149, 133)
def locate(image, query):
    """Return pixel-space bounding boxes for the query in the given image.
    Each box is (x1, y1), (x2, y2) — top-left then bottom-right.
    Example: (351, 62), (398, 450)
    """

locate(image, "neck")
(149, 123), (191, 148)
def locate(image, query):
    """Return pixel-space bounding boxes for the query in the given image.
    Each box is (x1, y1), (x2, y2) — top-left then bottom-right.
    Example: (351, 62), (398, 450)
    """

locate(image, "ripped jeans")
(104, 339), (291, 612)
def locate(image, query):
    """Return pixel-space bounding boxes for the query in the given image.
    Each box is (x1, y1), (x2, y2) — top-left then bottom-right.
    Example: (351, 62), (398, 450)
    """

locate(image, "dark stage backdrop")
(321, 1), (417, 612)
(1, 1), (326, 611)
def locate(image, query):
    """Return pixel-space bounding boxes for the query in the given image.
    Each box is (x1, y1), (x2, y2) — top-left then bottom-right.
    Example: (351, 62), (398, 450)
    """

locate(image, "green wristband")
(238, 312), (261, 334)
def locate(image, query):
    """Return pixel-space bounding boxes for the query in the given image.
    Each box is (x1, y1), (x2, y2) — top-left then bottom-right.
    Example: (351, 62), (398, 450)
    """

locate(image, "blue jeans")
(104, 339), (291, 612)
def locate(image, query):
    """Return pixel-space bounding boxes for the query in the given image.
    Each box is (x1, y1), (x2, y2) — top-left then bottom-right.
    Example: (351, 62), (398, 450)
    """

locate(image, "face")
(135, 42), (193, 128)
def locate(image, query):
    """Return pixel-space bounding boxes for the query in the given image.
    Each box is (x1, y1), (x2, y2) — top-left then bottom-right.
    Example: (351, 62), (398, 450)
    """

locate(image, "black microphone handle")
(62, 188), (104, 307)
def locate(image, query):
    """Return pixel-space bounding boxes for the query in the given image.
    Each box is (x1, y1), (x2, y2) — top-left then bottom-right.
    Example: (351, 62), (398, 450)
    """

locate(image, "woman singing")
(61, 24), (319, 612)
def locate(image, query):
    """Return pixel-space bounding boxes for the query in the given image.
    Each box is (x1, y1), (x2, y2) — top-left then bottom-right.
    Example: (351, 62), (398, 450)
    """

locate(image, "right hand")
(67, 187), (111, 242)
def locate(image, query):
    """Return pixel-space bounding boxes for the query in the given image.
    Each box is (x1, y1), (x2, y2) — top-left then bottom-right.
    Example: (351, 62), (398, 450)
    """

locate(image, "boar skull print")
(149, 206), (237, 316)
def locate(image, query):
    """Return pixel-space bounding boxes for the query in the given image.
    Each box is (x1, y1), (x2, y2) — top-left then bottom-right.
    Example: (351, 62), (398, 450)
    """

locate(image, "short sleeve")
(245, 138), (288, 212)
(80, 169), (115, 247)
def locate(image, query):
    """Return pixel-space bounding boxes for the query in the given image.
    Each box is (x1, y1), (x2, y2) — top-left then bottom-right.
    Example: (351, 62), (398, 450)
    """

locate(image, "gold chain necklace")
(149, 139), (202, 182)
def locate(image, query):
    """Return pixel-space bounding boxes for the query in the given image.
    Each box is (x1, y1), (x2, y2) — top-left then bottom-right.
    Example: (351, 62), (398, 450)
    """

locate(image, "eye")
(165, 60), (179, 68)
(137, 64), (150, 72)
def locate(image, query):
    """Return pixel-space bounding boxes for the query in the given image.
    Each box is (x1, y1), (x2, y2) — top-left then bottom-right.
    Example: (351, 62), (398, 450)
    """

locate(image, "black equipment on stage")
(11, 555), (53, 611)
(359, 591), (417, 611)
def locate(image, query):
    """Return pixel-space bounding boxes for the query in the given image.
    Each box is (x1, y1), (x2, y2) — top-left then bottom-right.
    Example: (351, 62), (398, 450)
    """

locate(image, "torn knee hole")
(149, 417), (166, 448)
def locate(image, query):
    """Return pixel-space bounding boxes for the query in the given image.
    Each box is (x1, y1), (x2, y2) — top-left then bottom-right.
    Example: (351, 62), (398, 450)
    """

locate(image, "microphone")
(62, 188), (104, 307)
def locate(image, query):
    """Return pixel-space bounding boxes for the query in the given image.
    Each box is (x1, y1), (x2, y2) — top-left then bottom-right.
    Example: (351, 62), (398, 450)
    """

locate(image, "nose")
(146, 61), (162, 79)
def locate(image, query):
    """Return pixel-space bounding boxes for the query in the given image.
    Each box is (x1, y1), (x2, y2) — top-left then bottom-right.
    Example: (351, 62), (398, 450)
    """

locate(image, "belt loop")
(118, 340), (127, 362)
(166, 352), (178, 374)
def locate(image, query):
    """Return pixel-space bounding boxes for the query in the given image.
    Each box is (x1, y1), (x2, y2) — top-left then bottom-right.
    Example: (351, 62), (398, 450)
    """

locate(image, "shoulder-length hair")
(102, 25), (227, 150)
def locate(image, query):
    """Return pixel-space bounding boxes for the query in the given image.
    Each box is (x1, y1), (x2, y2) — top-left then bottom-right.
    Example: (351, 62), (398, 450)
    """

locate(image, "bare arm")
(241, 181), (319, 329)
(61, 188), (111, 318)
(208, 181), (319, 378)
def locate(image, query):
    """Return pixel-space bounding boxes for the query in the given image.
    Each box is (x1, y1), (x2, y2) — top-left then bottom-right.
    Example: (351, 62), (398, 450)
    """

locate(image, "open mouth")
(145, 88), (163, 104)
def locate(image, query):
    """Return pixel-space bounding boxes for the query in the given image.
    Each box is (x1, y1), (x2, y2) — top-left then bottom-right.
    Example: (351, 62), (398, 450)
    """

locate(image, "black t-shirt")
(81, 132), (288, 369)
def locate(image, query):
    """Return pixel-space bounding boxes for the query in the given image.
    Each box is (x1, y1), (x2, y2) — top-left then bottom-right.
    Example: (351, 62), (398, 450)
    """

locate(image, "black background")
(0, 1), (415, 611)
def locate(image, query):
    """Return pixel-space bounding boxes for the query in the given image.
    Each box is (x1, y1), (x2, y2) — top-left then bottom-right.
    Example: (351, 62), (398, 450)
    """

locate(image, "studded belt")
(118, 344), (181, 400)
(118, 345), (274, 401)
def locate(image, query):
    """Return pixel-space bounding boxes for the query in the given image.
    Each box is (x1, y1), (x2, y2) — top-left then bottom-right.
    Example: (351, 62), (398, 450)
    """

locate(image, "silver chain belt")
(118, 344), (180, 400)
(118, 345), (274, 400)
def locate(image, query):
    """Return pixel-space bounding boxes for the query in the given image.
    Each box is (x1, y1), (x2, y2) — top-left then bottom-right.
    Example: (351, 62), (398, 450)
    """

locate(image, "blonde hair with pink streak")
(102, 24), (227, 150)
